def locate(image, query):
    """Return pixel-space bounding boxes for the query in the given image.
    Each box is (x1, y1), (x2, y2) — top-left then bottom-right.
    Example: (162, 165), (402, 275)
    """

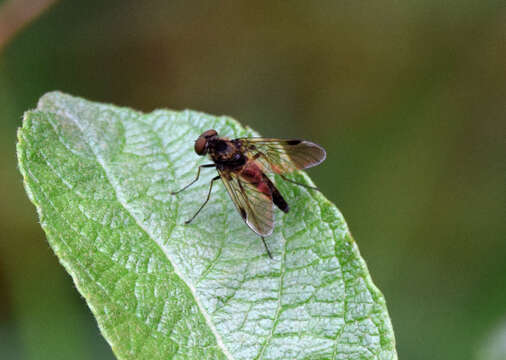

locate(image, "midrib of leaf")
(18, 92), (397, 360)
(55, 106), (234, 359)
(255, 228), (286, 360)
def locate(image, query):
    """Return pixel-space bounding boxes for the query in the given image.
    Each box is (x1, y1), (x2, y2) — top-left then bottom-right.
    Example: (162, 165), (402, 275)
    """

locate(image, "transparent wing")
(218, 169), (274, 236)
(237, 138), (326, 174)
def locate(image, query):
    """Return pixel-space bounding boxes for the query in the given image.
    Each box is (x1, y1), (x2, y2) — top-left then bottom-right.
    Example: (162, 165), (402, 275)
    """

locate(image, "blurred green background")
(1, 1), (505, 359)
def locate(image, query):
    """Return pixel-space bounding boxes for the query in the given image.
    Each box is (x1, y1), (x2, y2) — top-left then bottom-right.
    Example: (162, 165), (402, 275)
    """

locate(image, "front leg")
(184, 175), (221, 224)
(170, 164), (216, 195)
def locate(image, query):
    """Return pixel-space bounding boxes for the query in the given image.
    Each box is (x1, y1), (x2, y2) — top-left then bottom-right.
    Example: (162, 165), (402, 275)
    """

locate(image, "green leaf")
(17, 92), (397, 360)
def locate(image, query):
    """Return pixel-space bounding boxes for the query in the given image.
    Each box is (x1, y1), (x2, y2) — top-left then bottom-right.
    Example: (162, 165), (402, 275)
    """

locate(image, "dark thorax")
(208, 138), (247, 169)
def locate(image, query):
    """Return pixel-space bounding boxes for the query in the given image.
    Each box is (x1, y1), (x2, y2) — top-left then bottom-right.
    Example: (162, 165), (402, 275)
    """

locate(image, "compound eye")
(201, 129), (218, 138)
(194, 136), (207, 155)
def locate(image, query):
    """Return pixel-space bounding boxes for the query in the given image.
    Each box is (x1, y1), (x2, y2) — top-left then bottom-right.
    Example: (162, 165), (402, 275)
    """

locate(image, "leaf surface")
(17, 92), (397, 360)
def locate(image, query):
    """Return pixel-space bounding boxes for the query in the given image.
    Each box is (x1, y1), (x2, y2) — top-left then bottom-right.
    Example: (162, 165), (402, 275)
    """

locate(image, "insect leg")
(171, 164), (216, 195)
(279, 174), (320, 192)
(184, 175), (220, 224)
(261, 236), (273, 259)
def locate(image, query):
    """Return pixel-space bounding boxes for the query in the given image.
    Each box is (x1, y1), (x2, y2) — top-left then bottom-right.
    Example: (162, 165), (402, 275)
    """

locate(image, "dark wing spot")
(239, 207), (247, 219)
(286, 140), (301, 145)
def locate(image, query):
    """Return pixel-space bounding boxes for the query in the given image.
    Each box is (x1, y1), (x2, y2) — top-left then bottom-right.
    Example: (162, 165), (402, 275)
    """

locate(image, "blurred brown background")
(0, 1), (505, 359)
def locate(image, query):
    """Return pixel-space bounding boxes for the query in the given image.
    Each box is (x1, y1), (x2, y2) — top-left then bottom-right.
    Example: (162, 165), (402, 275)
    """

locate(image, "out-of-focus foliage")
(0, 1), (504, 360)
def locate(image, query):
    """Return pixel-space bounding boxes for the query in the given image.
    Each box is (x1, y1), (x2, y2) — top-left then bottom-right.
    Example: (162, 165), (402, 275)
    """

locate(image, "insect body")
(171, 129), (326, 258)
